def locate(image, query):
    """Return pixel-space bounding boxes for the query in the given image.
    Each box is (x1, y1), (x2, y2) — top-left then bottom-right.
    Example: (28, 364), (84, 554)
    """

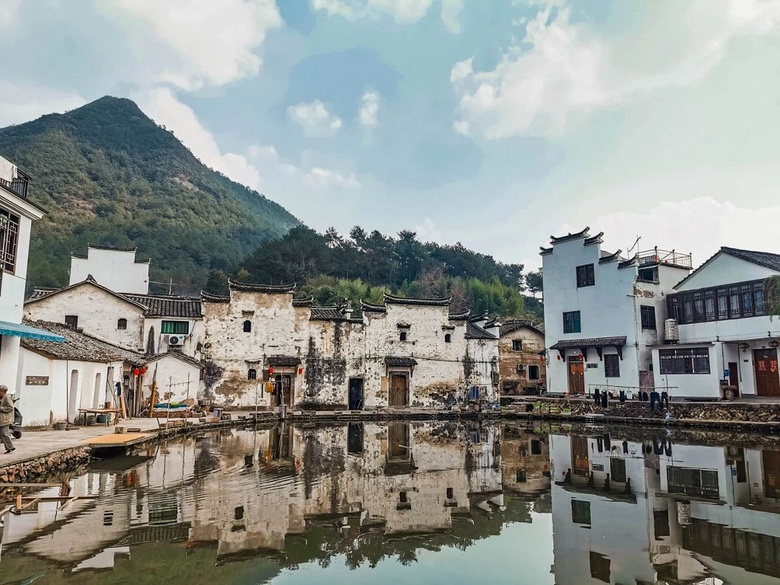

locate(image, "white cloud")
(0, 0), (21, 29)
(312, 0), (433, 23)
(287, 100), (343, 137)
(102, 0), (281, 90)
(588, 197), (780, 267)
(358, 90), (380, 128)
(440, 0), (464, 33)
(304, 167), (361, 188)
(0, 82), (85, 127)
(453, 1), (780, 138)
(134, 87), (261, 189)
(414, 217), (443, 242)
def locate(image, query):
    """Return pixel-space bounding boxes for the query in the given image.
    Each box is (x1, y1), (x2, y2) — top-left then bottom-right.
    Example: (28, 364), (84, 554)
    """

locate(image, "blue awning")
(0, 321), (65, 342)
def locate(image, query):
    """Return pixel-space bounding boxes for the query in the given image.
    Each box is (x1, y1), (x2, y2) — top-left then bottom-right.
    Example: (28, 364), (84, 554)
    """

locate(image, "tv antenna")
(626, 236), (641, 257)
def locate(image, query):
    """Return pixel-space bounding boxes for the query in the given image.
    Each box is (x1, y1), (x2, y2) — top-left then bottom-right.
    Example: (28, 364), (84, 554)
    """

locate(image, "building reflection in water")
(2, 423), (780, 585)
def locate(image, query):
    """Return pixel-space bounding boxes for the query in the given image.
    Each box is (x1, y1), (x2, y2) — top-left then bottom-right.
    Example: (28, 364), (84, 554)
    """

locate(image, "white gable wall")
(69, 248), (150, 294)
(675, 253), (778, 292)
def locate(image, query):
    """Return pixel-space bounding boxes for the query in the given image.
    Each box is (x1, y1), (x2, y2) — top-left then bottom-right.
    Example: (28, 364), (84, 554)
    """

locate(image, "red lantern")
(298, 367), (303, 375)
(141, 367), (147, 375)
(268, 366), (275, 375)
(133, 367), (140, 376)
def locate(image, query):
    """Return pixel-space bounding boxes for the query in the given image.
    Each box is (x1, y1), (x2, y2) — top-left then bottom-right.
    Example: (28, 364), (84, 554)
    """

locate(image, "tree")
(525, 270), (543, 299)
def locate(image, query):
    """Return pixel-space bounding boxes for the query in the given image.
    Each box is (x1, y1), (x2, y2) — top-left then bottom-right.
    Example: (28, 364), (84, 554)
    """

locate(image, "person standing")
(0, 385), (16, 454)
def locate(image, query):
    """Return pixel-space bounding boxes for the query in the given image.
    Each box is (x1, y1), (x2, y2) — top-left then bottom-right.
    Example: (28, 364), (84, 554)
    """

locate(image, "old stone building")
(201, 281), (499, 410)
(498, 319), (546, 395)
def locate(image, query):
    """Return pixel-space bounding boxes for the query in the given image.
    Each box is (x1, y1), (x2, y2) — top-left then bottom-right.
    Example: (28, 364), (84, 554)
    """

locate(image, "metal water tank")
(664, 319), (679, 343)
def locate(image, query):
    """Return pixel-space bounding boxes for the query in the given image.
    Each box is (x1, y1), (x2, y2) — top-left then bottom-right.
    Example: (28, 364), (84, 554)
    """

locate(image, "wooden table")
(77, 408), (121, 426)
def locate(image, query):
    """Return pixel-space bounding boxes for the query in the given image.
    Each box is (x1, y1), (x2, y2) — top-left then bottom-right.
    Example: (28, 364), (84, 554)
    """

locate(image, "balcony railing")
(637, 248), (692, 269)
(0, 176), (29, 199)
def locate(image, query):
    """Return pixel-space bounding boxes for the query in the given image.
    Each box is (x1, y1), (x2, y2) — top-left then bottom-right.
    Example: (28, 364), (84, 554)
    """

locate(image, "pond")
(1, 421), (780, 584)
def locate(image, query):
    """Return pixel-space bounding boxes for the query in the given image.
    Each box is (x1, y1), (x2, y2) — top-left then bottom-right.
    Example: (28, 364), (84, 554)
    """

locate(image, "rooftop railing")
(0, 176), (29, 199)
(637, 248), (692, 269)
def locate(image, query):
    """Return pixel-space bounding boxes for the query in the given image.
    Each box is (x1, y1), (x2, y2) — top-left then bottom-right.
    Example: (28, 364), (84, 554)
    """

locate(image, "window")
(399, 491), (408, 503)
(65, 315), (78, 329)
(528, 365), (540, 381)
(0, 210), (20, 273)
(640, 305), (656, 330)
(161, 320), (189, 335)
(348, 422), (363, 454)
(444, 333), (451, 343)
(576, 264), (595, 287)
(243, 320), (251, 332)
(610, 458), (626, 483)
(571, 499), (591, 525)
(516, 469), (527, 483)
(654, 510), (670, 539)
(446, 487), (454, 499)
(117, 318), (127, 330)
(604, 354), (620, 378)
(512, 339), (523, 351)
(638, 266), (658, 282)
(659, 347), (710, 375)
(589, 552), (610, 583)
(667, 467), (719, 499)
(234, 506), (244, 520)
(399, 331), (407, 341)
(563, 311), (581, 334)
(531, 439), (542, 455)
(248, 368), (257, 380)
(668, 280), (768, 324)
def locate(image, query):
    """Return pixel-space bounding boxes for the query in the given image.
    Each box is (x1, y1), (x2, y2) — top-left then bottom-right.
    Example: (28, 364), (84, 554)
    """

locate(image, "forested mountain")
(226, 226), (542, 320)
(0, 96), (299, 290)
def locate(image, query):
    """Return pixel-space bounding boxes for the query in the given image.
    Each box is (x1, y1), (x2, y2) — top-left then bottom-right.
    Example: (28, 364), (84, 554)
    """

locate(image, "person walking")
(0, 385), (16, 454)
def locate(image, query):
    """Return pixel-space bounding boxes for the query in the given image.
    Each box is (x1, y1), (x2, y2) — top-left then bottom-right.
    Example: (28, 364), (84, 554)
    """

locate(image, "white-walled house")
(17, 320), (143, 426)
(652, 247), (780, 399)
(25, 276), (204, 359)
(0, 156), (64, 389)
(69, 244), (150, 294)
(142, 351), (202, 405)
(541, 228), (692, 396)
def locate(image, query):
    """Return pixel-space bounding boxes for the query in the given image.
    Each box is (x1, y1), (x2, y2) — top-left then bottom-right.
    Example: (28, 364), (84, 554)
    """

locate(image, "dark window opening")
(640, 305), (656, 330)
(516, 469), (527, 483)
(234, 506), (244, 520)
(571, 499), (591, 525)
(400, 331), (407, 341)
(659, 348), (711, 375)
(0, 210), (20, 273)
(243, 320), (251, 332)
(638, 266), (659, 282)
(528, 365), (540, 380)
(444, 333), (451, 343)
(654, 509), (670, 538)
(668, 280), (768, 324)
(117, 318), (127, 330)
(531, 439), (542, 455)
(161, 320), (189, 335)
(563, 311), (581, 334)
(248, 369), (257, 380)
(589, 551), (610, 583)
(65, 315), (78, 329)
(610, 457), (627, 483)
(348, 422), (364, 454)
(446, 487), (454, 499)
(399, 491), (408, 503)
(604, 354), (621, 378)
(512, 339), (523, 351)
(576, 264), (595, 288)
(667, 467), (719, 499)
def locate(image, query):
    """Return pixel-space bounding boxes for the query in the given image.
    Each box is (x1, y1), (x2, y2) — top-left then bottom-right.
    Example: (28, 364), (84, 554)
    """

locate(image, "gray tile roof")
(549, 336), (627, 350)
(146, 350), (202, 369)
(383, 293), (451, 307)
(21, 320), (144, 363)
(266, 355), (301, 366)
(228, 279), (296, 293)
(122, 294), (202, 318)
(466, 321), (496, 340)
(499, 319), (544, 337)
(385, 356), (418, 367)
(721, 247), (780, 272)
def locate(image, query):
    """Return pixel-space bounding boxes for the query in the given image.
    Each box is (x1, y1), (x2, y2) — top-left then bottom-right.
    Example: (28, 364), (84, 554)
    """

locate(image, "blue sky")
(1, 0), (780, 270)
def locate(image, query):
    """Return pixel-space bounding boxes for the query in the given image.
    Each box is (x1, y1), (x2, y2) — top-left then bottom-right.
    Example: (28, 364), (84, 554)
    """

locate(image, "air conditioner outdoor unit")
(516, 364), (526, 372)
(164, 334), (186, 347)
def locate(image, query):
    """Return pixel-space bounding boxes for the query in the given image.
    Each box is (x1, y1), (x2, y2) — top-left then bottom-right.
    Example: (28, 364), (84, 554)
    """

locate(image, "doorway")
(571, 435), (589, 477)
(728, 362), (740, 391)
(568, 356), (585, 395)
(754, 349), (780, 397)
(389, 373), (408, 407)
(68, 370), (79, 421)
(762, 450), (780, 499)
(348, 378), (364, 410)
(274, 374), (293, 407)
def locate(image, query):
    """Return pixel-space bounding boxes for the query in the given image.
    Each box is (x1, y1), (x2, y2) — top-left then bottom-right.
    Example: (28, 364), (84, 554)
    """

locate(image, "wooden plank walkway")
(80, 432), (152, 448)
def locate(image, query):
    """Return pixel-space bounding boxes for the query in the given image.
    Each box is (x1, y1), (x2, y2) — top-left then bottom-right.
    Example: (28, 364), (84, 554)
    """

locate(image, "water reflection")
(1, 423), (780, 584)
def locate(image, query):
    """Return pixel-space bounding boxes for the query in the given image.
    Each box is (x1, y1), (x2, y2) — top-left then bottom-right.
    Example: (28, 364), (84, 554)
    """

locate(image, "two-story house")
(653, 247), (780, 399)
(0, 155), (63, 386)
(541, 228), (691, 396)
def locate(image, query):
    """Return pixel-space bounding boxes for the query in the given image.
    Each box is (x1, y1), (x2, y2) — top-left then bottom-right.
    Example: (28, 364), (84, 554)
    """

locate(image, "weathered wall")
(499, 327), (546, 394)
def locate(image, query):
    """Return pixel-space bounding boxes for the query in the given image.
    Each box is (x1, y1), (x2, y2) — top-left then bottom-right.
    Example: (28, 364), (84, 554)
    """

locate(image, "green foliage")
(242, 226), (539, 319)
(525, 270), (543, 297)
(0, 96), (299, 293)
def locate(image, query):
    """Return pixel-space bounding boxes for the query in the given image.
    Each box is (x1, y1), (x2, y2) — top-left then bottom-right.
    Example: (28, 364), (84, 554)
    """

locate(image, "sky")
(1, 0), (780, 271)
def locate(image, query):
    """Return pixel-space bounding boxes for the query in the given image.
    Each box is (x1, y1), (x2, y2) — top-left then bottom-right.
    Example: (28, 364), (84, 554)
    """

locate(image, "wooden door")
(728, 362), (739, 389)
(763, 451), (780, 499)
(755, 350), (780, 397)
(571, 435), (589, 477)
(389, 422), (410, 460)
(275, 375), (294, 406)
(390, 374), (408, 407)
(568, 356), (585, 395)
